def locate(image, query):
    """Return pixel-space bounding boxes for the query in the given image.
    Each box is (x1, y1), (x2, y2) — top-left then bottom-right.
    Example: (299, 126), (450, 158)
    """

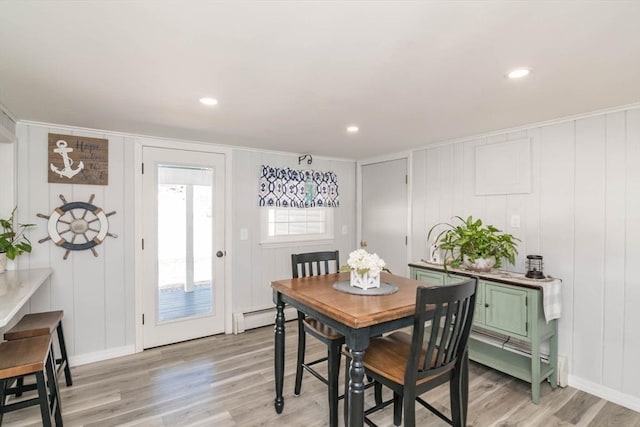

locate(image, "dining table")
(271, 271), (469, 427)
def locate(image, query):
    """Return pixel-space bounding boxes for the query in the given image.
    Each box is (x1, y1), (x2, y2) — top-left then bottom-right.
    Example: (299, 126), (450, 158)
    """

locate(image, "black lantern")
(525, 255), (544, 279)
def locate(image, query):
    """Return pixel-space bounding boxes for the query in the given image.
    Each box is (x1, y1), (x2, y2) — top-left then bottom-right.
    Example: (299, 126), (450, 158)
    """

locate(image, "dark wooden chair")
(291, 250), (344, 427)
(344, 277), (478, 427)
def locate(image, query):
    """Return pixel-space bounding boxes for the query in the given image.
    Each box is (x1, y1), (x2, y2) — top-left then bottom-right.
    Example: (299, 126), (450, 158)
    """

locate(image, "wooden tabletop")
(271, 272), (426, 328)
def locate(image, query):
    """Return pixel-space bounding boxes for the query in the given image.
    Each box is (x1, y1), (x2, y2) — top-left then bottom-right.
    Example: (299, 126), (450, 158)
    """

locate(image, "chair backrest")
(291, 251), (340, 278)
(407, 278), (478, 384)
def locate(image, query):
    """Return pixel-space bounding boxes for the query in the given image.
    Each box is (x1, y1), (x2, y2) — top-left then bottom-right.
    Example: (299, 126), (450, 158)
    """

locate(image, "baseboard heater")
(233, 306), (297, 334)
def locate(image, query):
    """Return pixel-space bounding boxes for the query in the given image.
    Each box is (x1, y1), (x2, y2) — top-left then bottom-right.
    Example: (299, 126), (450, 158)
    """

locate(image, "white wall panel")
(538, 122), (575, 363)
(12, 122), (358, 363)
(424, 144), (442, 251)
(123, 136), (136, 346)
(452, 143), (465, 216)
(411, 150), (426, 261)
(232, 150), (357, 313)
(437, 145), (455, 223)
(603, 111), (626, 390)
(623, 109), (640, 398)
(103, 134), (127, 349)
(524, 127), (542, 258)
(462, 138), (487, 220)
(231, 150), (254, 314)
(0, 142), (15, 217)
(411, 106), (640, 409)
(573, 115), (606, 383)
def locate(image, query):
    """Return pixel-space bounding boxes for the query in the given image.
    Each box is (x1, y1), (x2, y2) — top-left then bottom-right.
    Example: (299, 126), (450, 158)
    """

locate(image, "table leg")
(346, 330), (369, 427)
(274, 296), (285, 414)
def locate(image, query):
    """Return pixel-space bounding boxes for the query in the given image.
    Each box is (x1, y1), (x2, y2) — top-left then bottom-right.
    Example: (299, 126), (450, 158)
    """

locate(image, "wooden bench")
(0, 335), (63, 426)
(4, 310), (73, 387)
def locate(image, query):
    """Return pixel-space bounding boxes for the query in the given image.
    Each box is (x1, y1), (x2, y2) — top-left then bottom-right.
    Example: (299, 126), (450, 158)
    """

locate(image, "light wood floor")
(3, 322), (639, 427)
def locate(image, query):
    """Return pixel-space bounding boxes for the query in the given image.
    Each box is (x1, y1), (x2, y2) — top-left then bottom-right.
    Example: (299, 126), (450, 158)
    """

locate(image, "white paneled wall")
(410, 107), (640, 409)
(232, 150), (356, 315)
(15, 123), (135, 361)
(13, 122), (357, 364)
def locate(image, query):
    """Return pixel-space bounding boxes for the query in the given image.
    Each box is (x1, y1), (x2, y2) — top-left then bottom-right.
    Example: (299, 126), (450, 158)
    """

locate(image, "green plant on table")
(0, 207), (35, 260)
(427, 215), (519, 270)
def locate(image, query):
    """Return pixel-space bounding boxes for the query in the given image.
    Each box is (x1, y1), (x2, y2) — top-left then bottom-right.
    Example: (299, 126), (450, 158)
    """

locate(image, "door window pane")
(157, 165), (214, 322)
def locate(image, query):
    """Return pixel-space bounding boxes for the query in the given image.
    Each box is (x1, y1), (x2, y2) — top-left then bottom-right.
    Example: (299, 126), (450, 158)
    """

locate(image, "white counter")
(0, 268), (53, 327)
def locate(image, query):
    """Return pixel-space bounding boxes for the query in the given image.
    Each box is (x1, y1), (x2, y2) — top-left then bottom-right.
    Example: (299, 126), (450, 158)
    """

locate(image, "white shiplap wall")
(13, 122), (357, 364)
(232, 149), (357, 315)
(410, 107), (640, 410)
(15, 124), (136, 361)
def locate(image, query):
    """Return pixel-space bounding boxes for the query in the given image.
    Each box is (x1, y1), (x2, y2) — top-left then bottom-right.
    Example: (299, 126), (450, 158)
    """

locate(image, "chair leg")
(393, 392), (403, 426)
(35, 371), (53, 427)
(14, 377), (24, 397)
(403, 388), (416, 427)
(0, 378), (5, 424)
(327, 341), (341, 427)
(294, 316), (306, 396)
(45, 350), (63, 427)
(56, 321), (73, 386)
(374, 381), (383, 406)
(450, 370), (464, 427)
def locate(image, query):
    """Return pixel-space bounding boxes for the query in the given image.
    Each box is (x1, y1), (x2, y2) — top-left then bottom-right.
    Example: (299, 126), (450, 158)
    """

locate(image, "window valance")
(258, 165), (339, 208)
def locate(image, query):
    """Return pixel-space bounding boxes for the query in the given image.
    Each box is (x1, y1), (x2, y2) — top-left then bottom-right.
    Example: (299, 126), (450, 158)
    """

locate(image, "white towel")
(540, 278), (562, 323)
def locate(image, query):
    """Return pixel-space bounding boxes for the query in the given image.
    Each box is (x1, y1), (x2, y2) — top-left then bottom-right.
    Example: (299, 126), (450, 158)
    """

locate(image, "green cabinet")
(410, 262), (559, 404)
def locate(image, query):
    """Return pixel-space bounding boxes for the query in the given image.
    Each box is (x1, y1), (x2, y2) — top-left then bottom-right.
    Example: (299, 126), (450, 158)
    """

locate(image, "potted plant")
(0, 207), (35, 273)
(427, 216), (519, 272)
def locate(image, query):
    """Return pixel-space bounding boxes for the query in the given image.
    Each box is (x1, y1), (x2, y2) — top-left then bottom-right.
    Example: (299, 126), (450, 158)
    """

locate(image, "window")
(261, 207), (334, 244)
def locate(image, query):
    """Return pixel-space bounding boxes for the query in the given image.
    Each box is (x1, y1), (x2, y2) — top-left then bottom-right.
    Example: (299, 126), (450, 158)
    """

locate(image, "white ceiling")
(1, 1), (639, 160)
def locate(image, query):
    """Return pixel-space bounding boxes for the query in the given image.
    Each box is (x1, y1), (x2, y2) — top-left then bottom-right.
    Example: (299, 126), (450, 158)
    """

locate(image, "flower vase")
(0, 253), (6, 274)
(350, 270), (381, 290)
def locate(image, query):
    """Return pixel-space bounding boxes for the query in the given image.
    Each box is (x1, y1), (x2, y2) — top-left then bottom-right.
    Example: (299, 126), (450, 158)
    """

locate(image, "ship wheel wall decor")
(38, 194), (118, 259)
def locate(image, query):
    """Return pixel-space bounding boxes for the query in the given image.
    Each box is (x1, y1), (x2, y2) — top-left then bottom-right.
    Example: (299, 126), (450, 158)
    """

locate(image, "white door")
(361, 158), (408, 276)
(142, 147), (226, 348)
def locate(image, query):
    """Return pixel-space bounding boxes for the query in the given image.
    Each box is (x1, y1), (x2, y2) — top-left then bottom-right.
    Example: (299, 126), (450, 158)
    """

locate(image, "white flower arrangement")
(341, 249), (386, 289)
(344, 249), (386, 276)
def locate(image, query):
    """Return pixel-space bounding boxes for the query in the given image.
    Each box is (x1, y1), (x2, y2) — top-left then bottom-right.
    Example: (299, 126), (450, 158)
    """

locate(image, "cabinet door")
(444, 273), (467, 285)
(484, 282), (528, 337)
(414, 269), (445, 286)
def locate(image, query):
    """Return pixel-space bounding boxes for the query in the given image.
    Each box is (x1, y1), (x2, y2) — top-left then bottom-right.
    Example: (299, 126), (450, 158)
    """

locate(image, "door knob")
(360, 240), (368, 248)
(216, 250), (225, 258)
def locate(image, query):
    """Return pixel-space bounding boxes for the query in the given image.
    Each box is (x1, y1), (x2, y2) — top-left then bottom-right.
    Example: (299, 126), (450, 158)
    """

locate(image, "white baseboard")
(69, 345), (136, 367)
(568, 375), (640, 412)
(233, 307), (297, 333)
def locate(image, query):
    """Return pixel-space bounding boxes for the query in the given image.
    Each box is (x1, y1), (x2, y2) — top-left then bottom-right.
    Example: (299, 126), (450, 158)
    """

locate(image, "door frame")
(357, 151), (413, 276)
(133, 137), (233, 353)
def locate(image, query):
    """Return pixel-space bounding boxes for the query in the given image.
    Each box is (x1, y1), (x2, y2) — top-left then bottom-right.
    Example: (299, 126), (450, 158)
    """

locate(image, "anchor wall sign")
(48, 133), (109, 185)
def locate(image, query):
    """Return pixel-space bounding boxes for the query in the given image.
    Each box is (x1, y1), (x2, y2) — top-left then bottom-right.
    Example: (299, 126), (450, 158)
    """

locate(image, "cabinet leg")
(549, 321), (559, 389)
(531, 344), (540, 404)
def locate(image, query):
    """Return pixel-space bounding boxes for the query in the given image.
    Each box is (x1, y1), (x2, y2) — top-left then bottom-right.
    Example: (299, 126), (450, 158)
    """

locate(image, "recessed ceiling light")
(507, 68), (531, 79)
(347, 125), (359, 133)
(199, 97), (218, 106)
